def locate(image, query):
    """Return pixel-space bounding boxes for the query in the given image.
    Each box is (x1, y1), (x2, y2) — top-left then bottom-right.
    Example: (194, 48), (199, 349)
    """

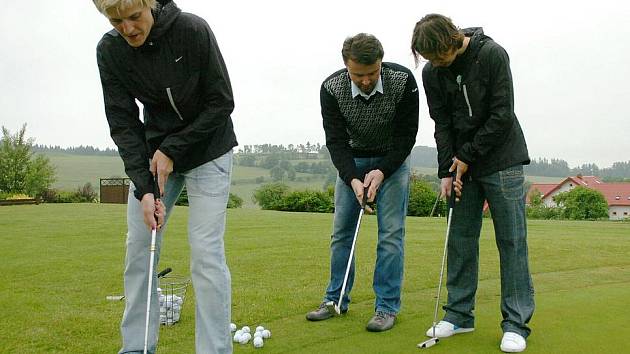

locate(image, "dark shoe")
(306, 301), (346, 321)
(366, 311), (396, 332)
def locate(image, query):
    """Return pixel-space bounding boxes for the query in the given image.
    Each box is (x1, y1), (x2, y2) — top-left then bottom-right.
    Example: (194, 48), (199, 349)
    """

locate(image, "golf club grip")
(153, 173), (160, 225)
(449, 172), (457, 208)
(153, 173), (160, 200)
(362, 187), (368, 208)
(157, 267), (172, 278)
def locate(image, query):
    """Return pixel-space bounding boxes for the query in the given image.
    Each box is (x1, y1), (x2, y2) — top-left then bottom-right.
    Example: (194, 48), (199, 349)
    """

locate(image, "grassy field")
(1, 204), (629, 353)
(43, 153), (327, 207)
(42, 153), (561, 208)
(44, 152), (126, 191)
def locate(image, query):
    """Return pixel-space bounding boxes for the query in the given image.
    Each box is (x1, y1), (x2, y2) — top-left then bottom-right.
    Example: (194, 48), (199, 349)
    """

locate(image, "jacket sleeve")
(373, 71), (419, 179)
(422, 66), (454, 178)
(158, 22), (234, 162)
(321, 84), (362, 186)
(457, 43), (515, 165)
(97, 43), (154, 201)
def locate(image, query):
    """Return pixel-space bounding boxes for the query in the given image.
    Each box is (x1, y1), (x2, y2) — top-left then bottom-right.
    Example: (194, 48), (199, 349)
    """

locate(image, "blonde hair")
(92, 0), (157, 16)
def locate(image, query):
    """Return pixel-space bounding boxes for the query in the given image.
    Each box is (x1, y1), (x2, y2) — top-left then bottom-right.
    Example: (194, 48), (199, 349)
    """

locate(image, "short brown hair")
(342, 33), (384, 65)
(411, 14), (465, 65)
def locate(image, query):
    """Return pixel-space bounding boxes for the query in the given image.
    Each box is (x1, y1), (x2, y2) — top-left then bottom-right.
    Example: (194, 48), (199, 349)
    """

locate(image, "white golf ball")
(253, 336), (264, 348)
(255, 326), (265, 333)
(239, 332), (251, 344)
(253, 331), (263, 338)
(241, 326), (251, 333)
(230, 323), (237, 332)
(262, 329), (271, 339)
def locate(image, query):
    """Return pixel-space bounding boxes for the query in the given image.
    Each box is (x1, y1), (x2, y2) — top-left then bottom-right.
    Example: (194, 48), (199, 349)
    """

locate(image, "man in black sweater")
(411, 14), (534, 353)
(306, 33), (419, 332)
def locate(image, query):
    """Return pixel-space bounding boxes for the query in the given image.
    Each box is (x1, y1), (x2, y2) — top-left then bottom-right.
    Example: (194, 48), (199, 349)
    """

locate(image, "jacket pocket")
(166, 87), (184, 120)
(164, 72), (201, 121)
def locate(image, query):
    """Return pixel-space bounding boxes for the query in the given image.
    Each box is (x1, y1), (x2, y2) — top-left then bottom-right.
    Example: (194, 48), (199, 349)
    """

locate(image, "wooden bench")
(0, 198), (40, 206)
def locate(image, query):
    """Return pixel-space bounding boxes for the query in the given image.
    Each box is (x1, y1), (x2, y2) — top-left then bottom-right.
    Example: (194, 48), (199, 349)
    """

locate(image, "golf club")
(334, 187), (368, 315)
(429, 193), (440, 218)
(106, 268), (172, 301)
(143, 174), (161, 354)
(418, 178), (456, 349)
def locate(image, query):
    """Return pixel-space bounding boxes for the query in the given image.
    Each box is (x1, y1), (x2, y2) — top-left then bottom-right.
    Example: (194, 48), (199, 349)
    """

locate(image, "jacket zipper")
(456, 75), (473, 118)
(462, 85), (473, 118)
(166, 88), (184, 120)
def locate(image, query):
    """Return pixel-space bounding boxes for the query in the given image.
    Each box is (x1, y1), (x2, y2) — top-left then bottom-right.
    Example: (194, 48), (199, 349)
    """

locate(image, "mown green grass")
(1, 204), (629, 353)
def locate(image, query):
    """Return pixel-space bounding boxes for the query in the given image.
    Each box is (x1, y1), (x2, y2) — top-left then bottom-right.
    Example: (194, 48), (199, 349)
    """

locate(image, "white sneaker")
(425, 320), (474, 338)
(500, 332), (527, 352)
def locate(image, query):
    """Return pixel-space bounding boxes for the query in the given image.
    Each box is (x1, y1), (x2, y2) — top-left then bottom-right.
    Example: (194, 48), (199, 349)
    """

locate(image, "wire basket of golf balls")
(157, 275), (190, 326)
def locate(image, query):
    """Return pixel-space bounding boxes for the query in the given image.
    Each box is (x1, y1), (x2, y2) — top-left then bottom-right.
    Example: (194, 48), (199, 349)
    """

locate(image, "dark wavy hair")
(411, 14), (465, 65)
(342, 33), (384, 65)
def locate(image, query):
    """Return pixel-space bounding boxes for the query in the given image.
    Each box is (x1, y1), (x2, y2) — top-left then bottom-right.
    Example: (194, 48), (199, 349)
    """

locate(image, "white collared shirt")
(351, 75), (383, 99)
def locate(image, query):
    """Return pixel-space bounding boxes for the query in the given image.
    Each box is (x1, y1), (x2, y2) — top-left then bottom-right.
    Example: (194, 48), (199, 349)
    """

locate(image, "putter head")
(417, 337), (439, 349)
(324, 301), (340, 315)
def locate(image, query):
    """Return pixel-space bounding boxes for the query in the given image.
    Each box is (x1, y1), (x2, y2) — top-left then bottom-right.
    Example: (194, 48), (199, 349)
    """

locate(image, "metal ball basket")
(157, 275), (191, 326)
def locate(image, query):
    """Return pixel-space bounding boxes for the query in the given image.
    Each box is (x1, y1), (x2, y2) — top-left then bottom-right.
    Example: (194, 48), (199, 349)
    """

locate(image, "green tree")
(528, 188), (543, 207)
(553, 187), (608, 220)
(269, 165), (286, 181)
(407, 177), (442, 216)
(253, 183), (289, 210)
(25, 154), (57, 197)
(0, 124), (56, 197)
(227, 193), (243, 208)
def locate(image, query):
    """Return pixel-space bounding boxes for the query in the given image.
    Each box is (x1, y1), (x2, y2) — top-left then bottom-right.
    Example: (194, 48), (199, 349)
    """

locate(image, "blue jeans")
(443, 165), (534, 338)
(119, 151), (233, 354)
(324, 157), (410, 315)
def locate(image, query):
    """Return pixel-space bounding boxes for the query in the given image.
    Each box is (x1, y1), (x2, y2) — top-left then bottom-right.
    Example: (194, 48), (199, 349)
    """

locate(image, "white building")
(529, 175), (630, 220)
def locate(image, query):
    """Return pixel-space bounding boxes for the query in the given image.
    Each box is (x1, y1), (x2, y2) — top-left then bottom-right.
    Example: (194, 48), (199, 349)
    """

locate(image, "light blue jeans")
(443, 164), (535, 338)
(324, 157), (410, 315)
(119, 151), (233, 354)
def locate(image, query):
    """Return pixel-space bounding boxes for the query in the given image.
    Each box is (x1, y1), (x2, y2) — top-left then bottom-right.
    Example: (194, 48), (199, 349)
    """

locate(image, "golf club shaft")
(144, 174), (161, 354)
(432, 206), (453, 337)
(430, 175), (457, 338)
(336, 188), (368, 312)
(429, 193), (440, 218)
(143, 228), (157, 354)
(337, 207), (364, 312)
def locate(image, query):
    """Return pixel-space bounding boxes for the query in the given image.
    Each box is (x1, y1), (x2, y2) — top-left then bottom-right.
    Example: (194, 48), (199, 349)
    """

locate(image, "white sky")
(1, 0), (629, 167)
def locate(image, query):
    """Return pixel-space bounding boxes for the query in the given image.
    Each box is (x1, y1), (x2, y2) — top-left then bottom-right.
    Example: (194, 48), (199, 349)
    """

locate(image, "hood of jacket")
(104, 0), (181, 49)
(147, 0), (181, 41)
(459, 27), (491, 62)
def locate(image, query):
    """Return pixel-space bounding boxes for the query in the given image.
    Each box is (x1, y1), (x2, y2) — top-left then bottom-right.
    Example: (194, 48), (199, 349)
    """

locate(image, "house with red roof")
(528, 175), (630, 220)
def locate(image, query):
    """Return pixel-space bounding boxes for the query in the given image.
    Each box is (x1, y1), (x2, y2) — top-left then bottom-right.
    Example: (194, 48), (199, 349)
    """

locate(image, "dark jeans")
(443, 165), (535, 338)
(324, 157), (410, 315)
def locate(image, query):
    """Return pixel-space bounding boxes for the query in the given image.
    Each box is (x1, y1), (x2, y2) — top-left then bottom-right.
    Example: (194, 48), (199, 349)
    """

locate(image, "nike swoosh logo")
(412, 88), (418, 92)
(175, 56), (183, 62)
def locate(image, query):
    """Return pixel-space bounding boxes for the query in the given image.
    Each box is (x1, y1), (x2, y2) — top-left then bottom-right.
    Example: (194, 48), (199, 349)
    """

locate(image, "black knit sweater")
(321, 62), (419, 186)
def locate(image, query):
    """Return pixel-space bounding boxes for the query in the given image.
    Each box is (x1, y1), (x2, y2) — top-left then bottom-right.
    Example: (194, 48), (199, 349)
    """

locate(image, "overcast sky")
(1, 0), (628, 167)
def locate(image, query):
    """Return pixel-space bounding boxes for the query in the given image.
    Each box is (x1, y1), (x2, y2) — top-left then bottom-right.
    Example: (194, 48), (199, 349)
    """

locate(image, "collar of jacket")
(134, 0), (181, 52)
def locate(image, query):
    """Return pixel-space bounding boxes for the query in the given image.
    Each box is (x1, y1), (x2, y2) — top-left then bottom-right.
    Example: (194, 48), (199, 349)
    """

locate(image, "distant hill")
(409, 146), (438, 169)
(35, 144), (630, 193)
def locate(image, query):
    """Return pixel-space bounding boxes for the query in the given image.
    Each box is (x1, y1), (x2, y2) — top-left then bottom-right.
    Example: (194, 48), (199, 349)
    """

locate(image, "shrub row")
(175, 187), (243, 209)
(252, 179), (443, 216)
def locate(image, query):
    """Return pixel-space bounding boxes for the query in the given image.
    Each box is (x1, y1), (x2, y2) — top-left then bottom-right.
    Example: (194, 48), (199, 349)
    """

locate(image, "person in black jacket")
(411, 14), (534, 353)
(305, 33), (419, 332)
(93, 0), (237, 353)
